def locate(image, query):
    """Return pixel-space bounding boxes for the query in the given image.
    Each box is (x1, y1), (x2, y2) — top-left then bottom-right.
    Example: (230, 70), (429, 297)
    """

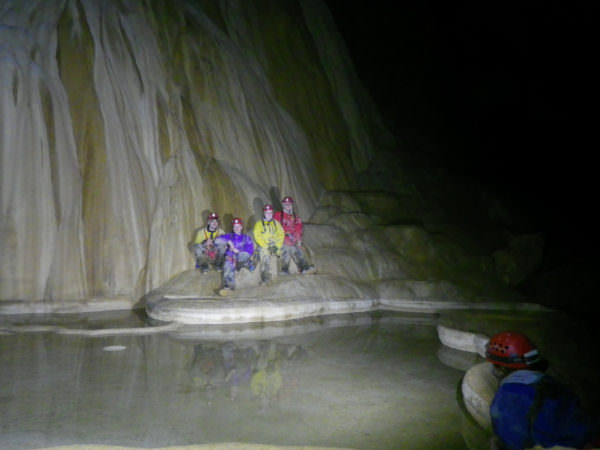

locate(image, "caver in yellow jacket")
(194, 226), (225, 244)
(252, 219), (284, 250)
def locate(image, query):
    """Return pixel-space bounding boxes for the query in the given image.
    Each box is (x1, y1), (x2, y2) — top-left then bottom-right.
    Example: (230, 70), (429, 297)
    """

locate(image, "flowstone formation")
(0, 0), (544, 316)
(0, 0), (391, 307)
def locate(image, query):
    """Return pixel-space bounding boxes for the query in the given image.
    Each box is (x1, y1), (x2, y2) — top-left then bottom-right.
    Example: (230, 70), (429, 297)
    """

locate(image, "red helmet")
(263, 204), (273, 212)
(282, 196), (294, 204)
(232, 217), (243, 226)
(486, 331), (540, 369)
(207, 212), (219, 221)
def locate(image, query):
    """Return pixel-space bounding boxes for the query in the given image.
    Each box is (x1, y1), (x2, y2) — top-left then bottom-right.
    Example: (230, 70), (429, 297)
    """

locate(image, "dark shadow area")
(268, 186), (282, 211)
(221, 213), (234, 232)
(324, 0), (598, 313)
(251, 196), (267, 230)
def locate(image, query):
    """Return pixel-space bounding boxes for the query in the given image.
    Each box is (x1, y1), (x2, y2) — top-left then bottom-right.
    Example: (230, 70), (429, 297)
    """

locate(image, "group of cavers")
(190, 196), (314, 296)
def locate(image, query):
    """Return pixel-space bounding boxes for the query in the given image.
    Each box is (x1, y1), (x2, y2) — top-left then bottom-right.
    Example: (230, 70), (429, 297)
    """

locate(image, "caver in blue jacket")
(490, 369), (597, 450)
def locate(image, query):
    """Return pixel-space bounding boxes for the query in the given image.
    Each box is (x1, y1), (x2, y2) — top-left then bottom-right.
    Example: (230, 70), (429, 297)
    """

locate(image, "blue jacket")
(490, 369), (596, 450)
(216, 233), (254, 258)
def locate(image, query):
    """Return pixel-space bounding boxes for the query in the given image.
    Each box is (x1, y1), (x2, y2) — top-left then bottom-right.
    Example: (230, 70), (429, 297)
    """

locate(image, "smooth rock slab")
(461, 362), (497, 430)
(145, 271), (550, 325)
(148, 295), (377, 325)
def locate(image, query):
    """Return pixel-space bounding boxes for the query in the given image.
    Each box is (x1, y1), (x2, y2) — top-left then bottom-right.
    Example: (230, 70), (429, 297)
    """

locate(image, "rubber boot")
(219, 285), (233, 297)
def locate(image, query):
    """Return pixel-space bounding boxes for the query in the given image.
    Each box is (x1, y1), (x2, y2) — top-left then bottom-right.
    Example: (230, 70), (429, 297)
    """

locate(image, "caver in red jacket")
(273, 210), (303, 246)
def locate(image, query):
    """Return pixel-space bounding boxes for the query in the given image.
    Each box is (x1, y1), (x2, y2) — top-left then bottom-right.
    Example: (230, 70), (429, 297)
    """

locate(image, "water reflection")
(1, 311), (474, 449)
(188, 340), (299, 409)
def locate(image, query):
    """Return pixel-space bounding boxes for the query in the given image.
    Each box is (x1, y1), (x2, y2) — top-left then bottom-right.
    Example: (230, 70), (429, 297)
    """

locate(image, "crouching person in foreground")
(486, 331), (599, 450)
(253, 204), (284, 285)
(192, 212), (226, 272)
(215, 217), (255, 296)
(274, 195), (314, 275)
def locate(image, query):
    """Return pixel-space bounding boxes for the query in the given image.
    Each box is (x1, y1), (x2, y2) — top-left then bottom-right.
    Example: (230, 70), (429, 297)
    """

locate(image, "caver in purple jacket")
(216, 233), (254, 257)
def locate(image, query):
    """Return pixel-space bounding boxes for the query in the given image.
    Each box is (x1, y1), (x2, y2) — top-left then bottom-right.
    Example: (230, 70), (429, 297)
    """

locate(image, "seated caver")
(252, 204), (284, 285)
(191, 212), (226, 273)
(486, 331), (599, 450)
(215, 217), (255, 296)
(273, 195), (314, 274)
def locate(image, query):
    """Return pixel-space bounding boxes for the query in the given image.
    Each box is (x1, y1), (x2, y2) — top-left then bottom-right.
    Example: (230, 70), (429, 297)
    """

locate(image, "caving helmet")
(282, 196), (294, 204)
(232, 217), (243, 226)
(207, 212), (219, 221)
(263, 204), (274, 212)
(486, 331), (540, 369)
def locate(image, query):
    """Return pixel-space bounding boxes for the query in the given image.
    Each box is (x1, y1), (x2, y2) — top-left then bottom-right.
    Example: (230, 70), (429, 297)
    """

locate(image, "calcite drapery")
(0, 0), (389, 303)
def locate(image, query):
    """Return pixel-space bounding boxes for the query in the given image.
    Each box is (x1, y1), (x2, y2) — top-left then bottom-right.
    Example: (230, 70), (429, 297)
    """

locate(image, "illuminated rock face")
(0, 0), (391, 303)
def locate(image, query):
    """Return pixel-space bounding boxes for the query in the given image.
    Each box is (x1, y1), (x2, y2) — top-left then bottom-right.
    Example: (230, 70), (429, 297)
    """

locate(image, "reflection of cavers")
(189, 345), (223, 405)
(189, 341), (304, 408)
(190, 343), (255, 403)
(486, 331), (600, 450)
(273, 196), (314, 275)
(222, 342), (254, 401)
(215, 217), (255, 296)
(191, 212), (226, 273)
(251, 342), (282, 413)
(253, 204), (284, 285)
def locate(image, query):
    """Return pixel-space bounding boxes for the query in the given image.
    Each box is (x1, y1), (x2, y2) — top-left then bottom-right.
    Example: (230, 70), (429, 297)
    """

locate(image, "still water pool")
(1, 311), (482, 449)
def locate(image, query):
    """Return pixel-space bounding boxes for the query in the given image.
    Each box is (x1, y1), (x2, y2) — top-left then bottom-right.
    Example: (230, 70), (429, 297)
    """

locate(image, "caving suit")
(192, 226), (226, 270)
(490, 369), (598, 450)
(252, 218), (284, 282)
(215, 232), (254, 290)
(273, 210), (311, 273)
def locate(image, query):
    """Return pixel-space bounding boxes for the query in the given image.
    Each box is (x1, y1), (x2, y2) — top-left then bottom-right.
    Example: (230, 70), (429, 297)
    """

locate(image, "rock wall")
(0, 0), (392, 303)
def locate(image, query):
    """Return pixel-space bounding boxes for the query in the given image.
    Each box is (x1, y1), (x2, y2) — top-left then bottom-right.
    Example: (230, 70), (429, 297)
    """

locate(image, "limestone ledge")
(0, 297), (134, 315)
(144, 269), (549, 325)
(41, 445), (354, 450)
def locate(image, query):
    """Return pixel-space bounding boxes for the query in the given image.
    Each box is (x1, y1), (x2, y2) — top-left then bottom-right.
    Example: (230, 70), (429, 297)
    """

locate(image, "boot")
(301, 265), (315, 274)
(219, 283), (234, 296)
(218, 286), (233, 297)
